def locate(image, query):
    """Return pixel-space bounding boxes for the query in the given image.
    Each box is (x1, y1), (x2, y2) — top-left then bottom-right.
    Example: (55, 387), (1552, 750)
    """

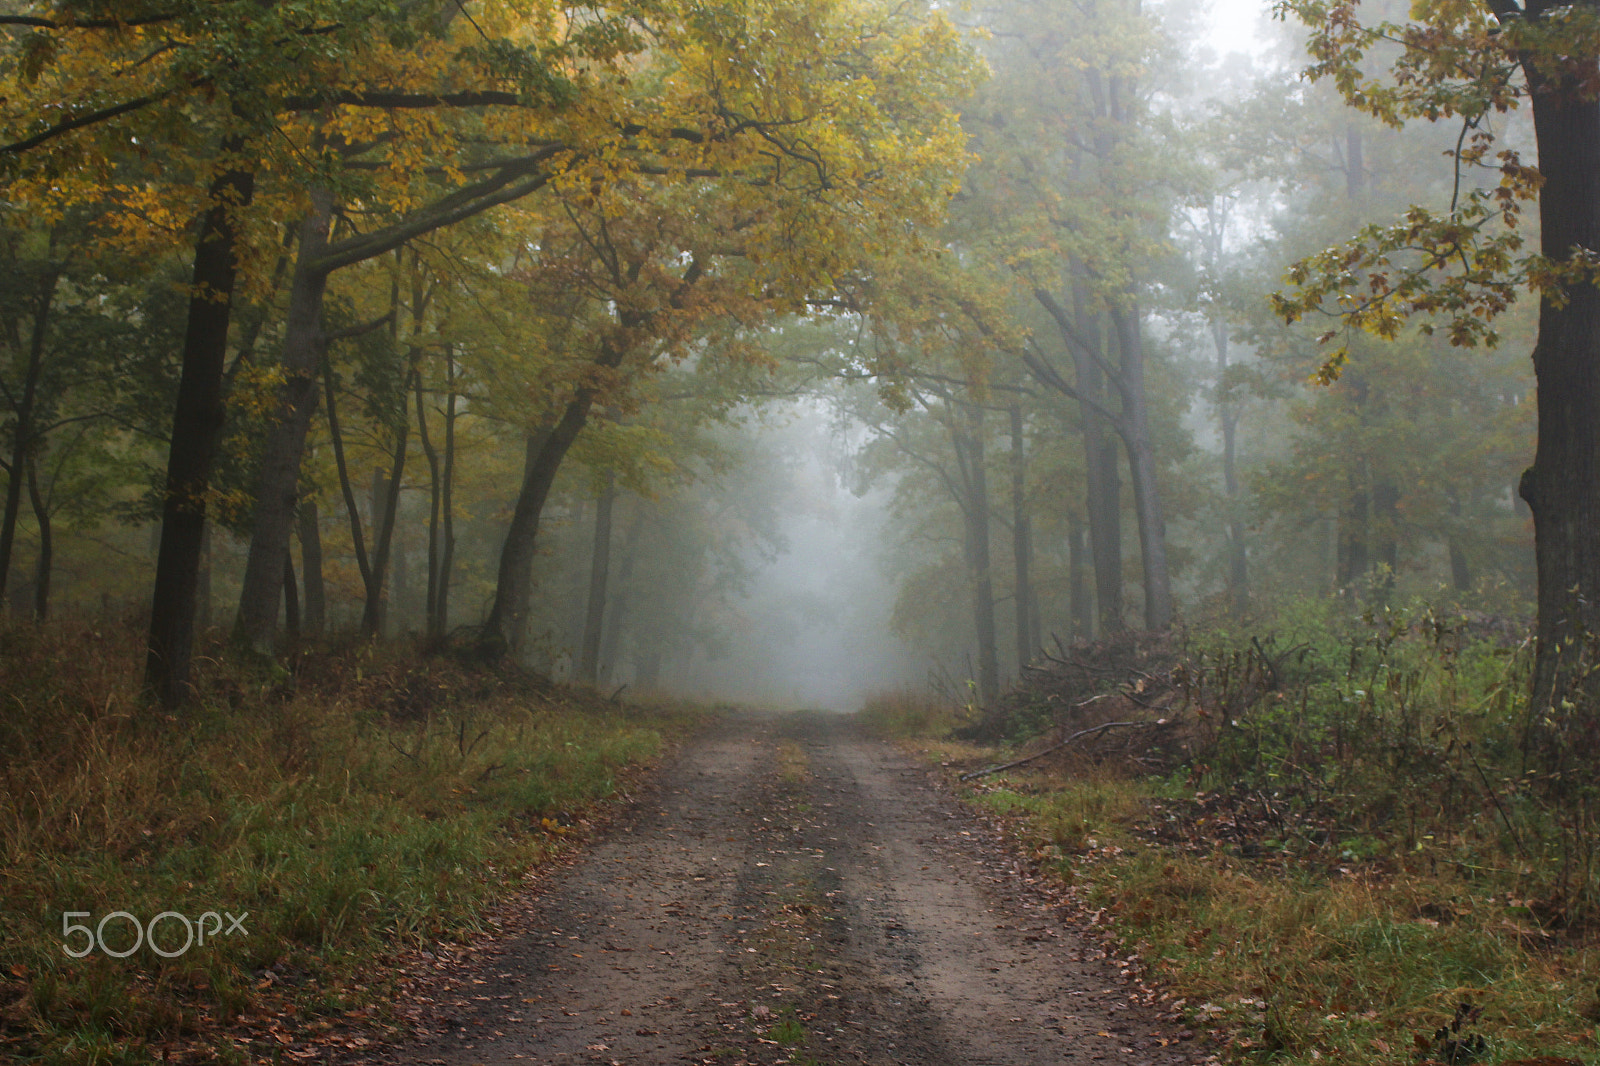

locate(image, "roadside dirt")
(353, 710), (1205, 1066)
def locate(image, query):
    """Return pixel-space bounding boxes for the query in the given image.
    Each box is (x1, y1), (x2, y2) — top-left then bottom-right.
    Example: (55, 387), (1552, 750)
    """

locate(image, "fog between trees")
(0, 0), (1575, 710)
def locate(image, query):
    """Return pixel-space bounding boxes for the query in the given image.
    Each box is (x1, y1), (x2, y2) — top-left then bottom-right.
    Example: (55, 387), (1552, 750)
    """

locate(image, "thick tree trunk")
(478, 399), (598, 659)
(146, 161), (256, 705)
(0, 269), (56, 607)
(234, 191), (334, 652)
(479, 322), (635, 659)
(299, 500), (325, 636)
(1008, 404), (1036, 668)
(25, 454), (49, 622)
(1520, 36), (1600, 724)
(578, 474), (616, 685)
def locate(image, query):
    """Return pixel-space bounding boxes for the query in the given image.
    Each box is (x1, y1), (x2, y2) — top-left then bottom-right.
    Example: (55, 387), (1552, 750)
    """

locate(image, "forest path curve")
(356, 710), (1204, 1066)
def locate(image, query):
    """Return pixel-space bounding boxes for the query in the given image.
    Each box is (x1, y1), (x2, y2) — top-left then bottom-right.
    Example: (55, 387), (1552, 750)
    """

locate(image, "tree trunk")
(599, 506), (644, 685)
(955, 402), (1001, 706)
(326, 353), (374, 615)
(1372, 477), (1400, 601)
(415, 368), (444, 641)
(1068, 301), (1124, 636)
(1212, 316), (1248, 614)
(1068, 516), (1090, 642)
(635, 645), (663, 689)
(25, 453), (49, 622)
(578, 473), (616, 685)
(146, 159), (256, 705)
(1108, 301), (1174, 630)
(438, 349), (458, 636)
(1337, 464), (1370, 590)
(479, 404), (594, 659)
(1449, 539), (1472, 593)
(0, 268), (56, 607)
(282, 549), (300, 643)
(1519, 27), (1600, 724)
(196, 520), (212, 633)
(234, 190), (334, 653)
(299, 500), (325, 636)
(363, 413), (409, 639)
(1008, 404), (1036, 668)
(479, 327), (633, 659)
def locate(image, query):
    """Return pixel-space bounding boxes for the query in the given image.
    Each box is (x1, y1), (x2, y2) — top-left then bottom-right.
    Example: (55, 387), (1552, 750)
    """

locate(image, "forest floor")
(341, 709), (1205, 1066)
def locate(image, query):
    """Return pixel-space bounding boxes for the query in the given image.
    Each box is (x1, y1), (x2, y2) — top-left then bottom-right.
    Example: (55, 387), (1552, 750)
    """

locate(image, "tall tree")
(1274, 0), (1591, 715)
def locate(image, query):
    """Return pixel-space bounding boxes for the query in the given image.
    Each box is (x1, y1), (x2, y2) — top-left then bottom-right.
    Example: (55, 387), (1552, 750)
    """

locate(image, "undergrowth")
(0, 618), (704, 1065)
(888, 597), (1600, 1066)
(856, 687), (973, 739)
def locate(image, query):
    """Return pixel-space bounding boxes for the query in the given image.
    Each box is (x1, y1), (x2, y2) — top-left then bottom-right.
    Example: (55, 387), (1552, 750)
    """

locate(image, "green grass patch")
(931, 600), (1600, 1066)
(958, 767), (1600, 1066)
(0, 620), (705, 1064)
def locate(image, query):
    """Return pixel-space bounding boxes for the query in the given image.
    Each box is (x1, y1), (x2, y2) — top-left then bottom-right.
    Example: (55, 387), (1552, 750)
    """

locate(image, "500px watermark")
(61, 910), (248, 958)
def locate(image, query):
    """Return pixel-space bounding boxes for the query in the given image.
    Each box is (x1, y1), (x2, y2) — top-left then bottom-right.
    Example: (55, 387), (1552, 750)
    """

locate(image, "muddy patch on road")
(353, 710), (1203, 1066)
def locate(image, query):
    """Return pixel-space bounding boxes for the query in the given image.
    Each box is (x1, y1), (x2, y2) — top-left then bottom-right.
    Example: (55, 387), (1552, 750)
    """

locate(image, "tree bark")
(1517, 17), (1600, 723)
(578, 473), (616, 685)
(146, 160), (256, 705)
(234, 190), (334, 652)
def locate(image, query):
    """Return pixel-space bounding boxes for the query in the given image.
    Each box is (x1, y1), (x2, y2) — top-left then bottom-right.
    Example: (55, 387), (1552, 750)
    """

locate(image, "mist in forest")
(0, 0), (1547, 715)
(664, 474), (924, 711)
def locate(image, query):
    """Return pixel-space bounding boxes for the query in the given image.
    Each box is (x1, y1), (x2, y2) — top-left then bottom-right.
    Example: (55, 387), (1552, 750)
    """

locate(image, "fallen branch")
(958, 720), (1158, 781)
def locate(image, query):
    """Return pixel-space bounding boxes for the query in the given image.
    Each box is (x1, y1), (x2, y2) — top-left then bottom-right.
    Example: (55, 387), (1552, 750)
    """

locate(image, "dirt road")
(363, 711), (1202, 1066)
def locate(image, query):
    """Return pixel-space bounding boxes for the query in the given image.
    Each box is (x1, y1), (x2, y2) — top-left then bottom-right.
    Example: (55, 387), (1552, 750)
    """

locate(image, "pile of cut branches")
(962, 630), (1191, 772)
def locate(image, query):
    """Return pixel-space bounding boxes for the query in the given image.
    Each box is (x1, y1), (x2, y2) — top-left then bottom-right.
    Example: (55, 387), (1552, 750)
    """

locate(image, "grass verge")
(958, 770), (1598, 1066)
(879, 601), (1600, 1066)
(0, 619), (705, 1065)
